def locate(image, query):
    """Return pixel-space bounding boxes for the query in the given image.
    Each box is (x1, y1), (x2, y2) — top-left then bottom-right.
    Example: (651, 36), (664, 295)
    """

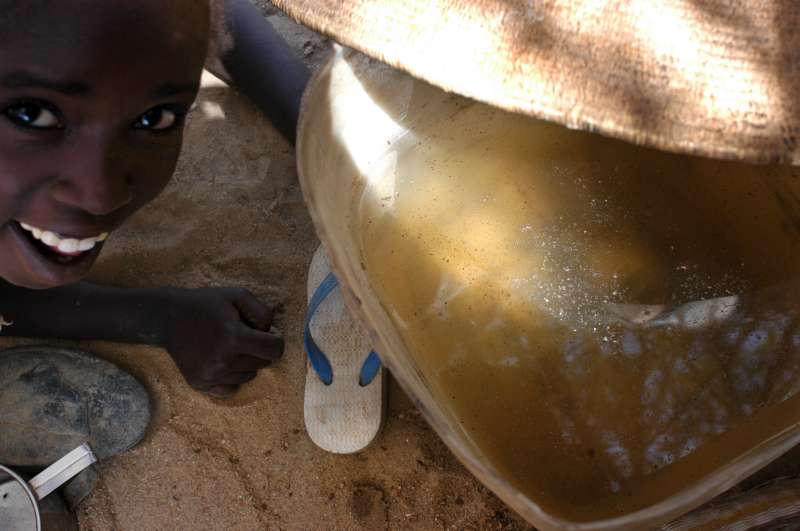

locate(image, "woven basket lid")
(274, 0), (800, 165)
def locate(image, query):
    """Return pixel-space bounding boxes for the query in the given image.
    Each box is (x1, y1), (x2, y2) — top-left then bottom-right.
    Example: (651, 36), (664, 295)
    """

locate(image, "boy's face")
(0, 1), (208, 289)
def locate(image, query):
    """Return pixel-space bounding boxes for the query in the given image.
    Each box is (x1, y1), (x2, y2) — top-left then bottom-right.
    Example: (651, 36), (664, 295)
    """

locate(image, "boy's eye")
(3, 102), (63, 129)
(133, 106), (179, 131)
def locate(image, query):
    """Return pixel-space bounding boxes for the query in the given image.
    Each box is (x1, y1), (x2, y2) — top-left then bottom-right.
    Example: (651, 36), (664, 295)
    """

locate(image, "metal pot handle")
(28, 444), (97, 500)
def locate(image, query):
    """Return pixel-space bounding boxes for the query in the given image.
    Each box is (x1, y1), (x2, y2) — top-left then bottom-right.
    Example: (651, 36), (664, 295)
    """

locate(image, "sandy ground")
(0, 10), (532, 531)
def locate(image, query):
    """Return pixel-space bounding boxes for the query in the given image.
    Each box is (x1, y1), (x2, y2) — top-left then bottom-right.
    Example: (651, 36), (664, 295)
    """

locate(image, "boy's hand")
(0, 281), (283, 398)
(163, 287), (284, 397)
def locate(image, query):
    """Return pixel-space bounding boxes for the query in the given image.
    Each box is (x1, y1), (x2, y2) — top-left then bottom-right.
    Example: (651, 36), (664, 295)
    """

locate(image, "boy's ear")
(205, 0), (235, 84)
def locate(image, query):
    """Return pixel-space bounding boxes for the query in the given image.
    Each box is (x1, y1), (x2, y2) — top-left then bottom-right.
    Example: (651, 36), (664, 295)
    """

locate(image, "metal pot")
(0, 444), (96, 531)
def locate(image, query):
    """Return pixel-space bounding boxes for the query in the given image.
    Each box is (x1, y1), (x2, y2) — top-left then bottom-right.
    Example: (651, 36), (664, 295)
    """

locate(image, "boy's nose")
(51, 135), (134, 216)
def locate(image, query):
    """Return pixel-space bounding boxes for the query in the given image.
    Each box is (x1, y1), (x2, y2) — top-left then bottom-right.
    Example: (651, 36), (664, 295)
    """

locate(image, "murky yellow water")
(358, 101), (800, 521)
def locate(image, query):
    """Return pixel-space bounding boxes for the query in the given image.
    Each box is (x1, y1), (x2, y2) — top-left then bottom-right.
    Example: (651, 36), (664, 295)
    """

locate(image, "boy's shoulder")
(206, 0), (234, 78)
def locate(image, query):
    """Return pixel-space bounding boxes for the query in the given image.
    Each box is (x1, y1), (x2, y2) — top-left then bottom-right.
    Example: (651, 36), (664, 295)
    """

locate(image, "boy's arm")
(0, 280), (282, 395)
(207, 0), (311, 143)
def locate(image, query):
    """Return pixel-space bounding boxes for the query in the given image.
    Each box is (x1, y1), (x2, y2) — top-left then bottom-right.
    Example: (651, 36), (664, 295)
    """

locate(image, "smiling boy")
(0, 0), (309, 396)
(0, 3), (312, 508)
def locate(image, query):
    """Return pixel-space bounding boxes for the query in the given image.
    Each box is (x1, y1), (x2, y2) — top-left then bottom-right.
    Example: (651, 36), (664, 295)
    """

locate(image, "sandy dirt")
(0, 10), (531, 531)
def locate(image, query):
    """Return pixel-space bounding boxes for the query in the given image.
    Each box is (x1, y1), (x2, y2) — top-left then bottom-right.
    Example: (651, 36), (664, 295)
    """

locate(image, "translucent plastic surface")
(358, 96), (800, 523)
(297, 47), (800, 530)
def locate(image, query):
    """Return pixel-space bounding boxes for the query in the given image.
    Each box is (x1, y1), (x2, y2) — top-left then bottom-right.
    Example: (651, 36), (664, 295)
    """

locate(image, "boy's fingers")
(234, 327), (284, 361)
(215, 372), (258, 386)
(232, 290), (275, 330)
(229, 355), (272, 372)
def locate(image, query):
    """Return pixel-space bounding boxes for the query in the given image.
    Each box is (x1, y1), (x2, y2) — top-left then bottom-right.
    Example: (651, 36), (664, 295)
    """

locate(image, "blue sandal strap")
(304, 272), (338, 385)
(359, 350), (382, 387)
(305, 271), (383, 386)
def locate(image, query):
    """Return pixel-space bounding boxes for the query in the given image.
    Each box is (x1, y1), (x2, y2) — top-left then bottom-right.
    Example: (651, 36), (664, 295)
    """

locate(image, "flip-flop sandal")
(304, 246), (387, 454)
(0, 345), (150, 508)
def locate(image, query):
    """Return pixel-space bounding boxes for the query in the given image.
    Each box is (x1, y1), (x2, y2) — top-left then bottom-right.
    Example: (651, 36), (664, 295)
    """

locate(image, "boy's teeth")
(58, 239), (80, 254)
(18, 222), (109, 254)
(41, 231), (59, 246)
